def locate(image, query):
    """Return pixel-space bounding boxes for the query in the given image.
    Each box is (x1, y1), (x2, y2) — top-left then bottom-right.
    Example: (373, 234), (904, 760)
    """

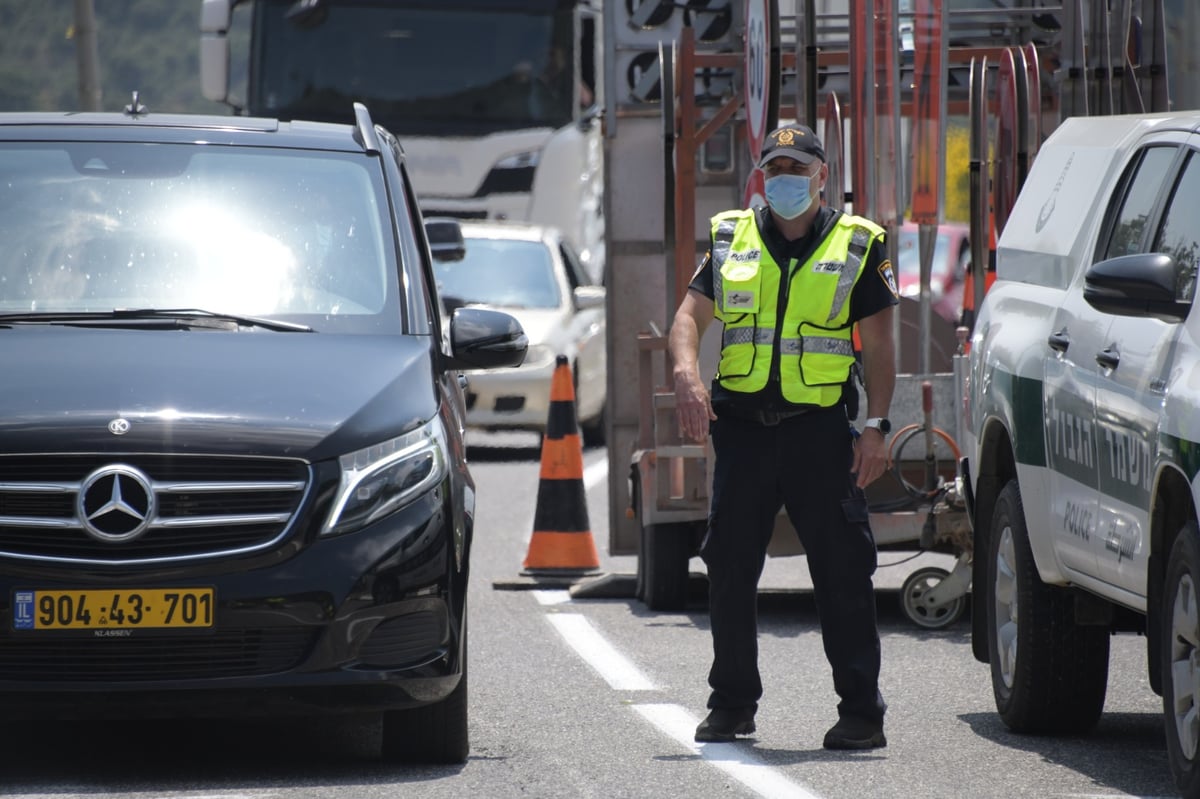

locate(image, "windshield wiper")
(0, 308), (313, 333)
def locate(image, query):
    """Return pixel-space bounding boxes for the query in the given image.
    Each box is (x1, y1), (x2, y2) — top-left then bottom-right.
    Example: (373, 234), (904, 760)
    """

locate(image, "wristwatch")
(863, 417), (892, 435)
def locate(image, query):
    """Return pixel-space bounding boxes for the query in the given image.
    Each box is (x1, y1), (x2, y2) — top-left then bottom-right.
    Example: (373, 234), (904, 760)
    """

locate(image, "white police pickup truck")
(964, 111), (1200, 797)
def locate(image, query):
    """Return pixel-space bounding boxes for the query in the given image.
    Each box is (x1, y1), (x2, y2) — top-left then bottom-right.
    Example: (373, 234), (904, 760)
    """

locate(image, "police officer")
(669, 124), (898, 748)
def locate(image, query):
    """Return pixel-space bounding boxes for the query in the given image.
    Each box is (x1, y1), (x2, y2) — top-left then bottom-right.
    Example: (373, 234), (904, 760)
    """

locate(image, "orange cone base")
(522, 531), (601, 573)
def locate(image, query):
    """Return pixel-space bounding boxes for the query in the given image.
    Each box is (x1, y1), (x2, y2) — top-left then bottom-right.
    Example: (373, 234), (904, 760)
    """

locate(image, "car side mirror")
(1083, 252), (1192, 322)
(426, 217), (466, 263)
(573, 285), (605, 310)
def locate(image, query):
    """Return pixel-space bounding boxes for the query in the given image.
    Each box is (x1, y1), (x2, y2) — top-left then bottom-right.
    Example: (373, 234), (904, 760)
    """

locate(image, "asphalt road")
(0, 432), (1179, 799)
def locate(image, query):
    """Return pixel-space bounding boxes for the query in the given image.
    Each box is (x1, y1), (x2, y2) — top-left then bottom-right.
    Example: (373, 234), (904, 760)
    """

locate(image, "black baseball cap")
(758, 125), (826, 168)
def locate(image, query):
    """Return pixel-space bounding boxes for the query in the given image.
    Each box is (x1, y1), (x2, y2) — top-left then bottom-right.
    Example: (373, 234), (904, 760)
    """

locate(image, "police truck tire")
(986, 480), (1109, 733)
(381, 630), (469, 764)
(639, 522), (691, 611)
(1162, 524), (1200, 796)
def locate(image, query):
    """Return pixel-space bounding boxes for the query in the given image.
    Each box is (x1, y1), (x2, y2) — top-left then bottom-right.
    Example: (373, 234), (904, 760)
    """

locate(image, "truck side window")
(1153, 152), (1200, 303)
(1101, 145), (1177, 261)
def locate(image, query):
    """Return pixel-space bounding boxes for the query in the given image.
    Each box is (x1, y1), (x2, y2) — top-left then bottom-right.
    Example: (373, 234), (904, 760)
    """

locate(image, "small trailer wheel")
(900, 566), (967, 629)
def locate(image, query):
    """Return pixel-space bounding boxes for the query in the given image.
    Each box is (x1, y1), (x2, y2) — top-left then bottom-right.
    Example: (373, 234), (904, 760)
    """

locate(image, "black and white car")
(964, 111), (1200, 795)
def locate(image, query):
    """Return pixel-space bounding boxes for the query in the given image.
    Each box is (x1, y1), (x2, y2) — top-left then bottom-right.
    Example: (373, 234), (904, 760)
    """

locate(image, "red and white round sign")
(743, 167), (766, 209)
(744, 0), (770, 161)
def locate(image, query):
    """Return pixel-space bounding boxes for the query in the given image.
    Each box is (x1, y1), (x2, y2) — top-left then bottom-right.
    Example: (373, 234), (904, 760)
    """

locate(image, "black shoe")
(823, 716), (887, 750)
(694, 708), (756, 742)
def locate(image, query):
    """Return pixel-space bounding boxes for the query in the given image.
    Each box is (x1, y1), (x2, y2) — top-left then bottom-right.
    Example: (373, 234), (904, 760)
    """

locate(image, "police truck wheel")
(1162, 524), (1200, 796)
(900, 566), (966, 629)
(987, 480), (1109, 733)
(638, 522), (691, 611)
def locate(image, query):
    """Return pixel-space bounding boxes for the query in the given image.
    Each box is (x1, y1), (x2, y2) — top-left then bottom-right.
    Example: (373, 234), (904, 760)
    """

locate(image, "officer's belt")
(717, 404), (829, 426)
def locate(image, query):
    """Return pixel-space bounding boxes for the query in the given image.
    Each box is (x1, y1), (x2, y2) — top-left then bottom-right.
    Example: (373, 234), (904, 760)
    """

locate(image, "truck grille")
(0, 455), (311, 565)
(0, 628), (318, 681)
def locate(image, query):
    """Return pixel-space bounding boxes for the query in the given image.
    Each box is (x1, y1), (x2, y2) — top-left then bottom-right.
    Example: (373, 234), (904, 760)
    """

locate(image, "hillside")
(0, 1), (227, 115)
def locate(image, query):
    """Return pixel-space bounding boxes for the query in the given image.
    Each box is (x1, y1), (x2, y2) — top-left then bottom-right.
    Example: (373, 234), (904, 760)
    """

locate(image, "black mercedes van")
(0, 102), (525, 763)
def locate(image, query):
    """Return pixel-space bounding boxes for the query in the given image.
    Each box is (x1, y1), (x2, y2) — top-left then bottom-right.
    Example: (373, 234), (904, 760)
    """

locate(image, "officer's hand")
(673, 370), (716, 443)
(852, 428), (889, 488)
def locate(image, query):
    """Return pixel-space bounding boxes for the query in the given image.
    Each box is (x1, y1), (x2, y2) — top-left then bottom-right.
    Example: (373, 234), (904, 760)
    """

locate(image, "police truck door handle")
(1096, 346), (1120, 370)
(1047, 329), (1070, 353)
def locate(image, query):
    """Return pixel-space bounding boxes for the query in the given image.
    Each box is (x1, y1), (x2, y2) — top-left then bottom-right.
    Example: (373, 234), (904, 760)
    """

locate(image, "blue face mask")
(764, 173), (814, 219)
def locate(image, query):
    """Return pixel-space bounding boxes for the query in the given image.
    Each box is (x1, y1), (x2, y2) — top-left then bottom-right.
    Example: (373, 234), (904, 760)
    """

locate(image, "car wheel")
(987, 479), (1109, 733)
(381, 633), (469, 764)
(637, 522), (692, 611)
(1163, 524), (1200, 796)
(581, 401), (607, 448)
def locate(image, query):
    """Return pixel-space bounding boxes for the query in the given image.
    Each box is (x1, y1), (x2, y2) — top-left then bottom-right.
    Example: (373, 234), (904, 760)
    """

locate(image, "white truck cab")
(199, 0), (606, 282)
(964, 110), (1200, 796)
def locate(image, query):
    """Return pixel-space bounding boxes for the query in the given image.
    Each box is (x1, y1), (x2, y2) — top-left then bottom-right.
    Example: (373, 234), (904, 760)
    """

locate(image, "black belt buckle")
(759, 410), (782, 426)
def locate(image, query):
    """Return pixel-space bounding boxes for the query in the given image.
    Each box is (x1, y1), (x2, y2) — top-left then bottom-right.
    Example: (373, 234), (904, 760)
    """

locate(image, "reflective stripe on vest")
(710, 209), (882, 405)
(722, 327), (855, 358)
(712, 218), (738, 311)
(827, 225), (872, 323)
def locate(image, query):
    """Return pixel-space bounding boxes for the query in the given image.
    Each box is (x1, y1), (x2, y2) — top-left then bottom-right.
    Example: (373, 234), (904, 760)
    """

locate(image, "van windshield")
(0, 142), (399, 329)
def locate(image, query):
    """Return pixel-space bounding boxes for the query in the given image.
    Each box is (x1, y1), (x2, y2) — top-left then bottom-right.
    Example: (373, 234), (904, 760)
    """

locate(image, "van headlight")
(322, 417), (448, 536)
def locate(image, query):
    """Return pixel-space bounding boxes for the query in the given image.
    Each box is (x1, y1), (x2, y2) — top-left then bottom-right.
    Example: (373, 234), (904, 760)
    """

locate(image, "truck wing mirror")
(199, 0), (232, 104)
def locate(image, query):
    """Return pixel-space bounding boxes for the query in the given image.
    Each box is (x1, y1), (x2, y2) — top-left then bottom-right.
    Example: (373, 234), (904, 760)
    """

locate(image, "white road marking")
(539, 599), (827, 799)
(533, 589), (572, 605)
(584, 456), (607, 490)
(635, 704), (826, 799)
(5, 795), (282, 799)
(545, 613), (655, 690)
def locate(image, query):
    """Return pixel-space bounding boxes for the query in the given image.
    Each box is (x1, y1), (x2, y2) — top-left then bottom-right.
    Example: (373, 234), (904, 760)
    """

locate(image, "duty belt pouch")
(841, 362), (862, 421)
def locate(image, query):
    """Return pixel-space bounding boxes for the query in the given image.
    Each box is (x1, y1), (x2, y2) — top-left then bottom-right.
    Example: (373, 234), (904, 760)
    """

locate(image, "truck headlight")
(495, 150), (540, 170)
(323, 417), (448, 536)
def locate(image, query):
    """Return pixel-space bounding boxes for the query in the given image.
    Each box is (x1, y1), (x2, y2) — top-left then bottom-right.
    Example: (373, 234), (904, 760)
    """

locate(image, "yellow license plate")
(13, 588), (214, 631)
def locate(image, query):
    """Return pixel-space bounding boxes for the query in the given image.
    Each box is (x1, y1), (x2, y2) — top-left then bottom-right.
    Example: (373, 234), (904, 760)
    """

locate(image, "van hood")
(0, 328), (438, 459)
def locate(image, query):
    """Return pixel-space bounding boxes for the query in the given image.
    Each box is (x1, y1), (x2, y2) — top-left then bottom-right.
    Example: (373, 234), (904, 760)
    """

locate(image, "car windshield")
(895, 229), (955, 281)
(436, 237), (560, 309)
(0, 141), (399, 328)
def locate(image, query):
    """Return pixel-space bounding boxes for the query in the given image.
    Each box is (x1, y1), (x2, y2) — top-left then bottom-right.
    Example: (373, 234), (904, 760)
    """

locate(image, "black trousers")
(701, 405), (886, 724)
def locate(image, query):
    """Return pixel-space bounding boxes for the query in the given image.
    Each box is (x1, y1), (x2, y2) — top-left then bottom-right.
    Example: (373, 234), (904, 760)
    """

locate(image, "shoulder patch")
(726, 290), (756, 309)
(878, 259), (899, 298)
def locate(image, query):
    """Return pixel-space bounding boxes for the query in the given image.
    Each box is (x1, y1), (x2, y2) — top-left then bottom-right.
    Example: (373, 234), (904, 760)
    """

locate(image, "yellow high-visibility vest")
(711, 209), (883, 405)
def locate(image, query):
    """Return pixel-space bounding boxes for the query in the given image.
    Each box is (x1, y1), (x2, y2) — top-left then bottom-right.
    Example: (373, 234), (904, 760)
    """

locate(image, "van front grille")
(0, 455), (311, 565)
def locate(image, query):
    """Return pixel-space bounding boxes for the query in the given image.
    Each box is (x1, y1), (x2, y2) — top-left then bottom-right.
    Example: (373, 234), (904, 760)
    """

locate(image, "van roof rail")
(352, 102), (380, 155)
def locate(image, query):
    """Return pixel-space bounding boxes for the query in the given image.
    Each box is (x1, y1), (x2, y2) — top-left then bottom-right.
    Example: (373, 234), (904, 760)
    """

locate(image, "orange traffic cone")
(521, 355), (601, 575)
